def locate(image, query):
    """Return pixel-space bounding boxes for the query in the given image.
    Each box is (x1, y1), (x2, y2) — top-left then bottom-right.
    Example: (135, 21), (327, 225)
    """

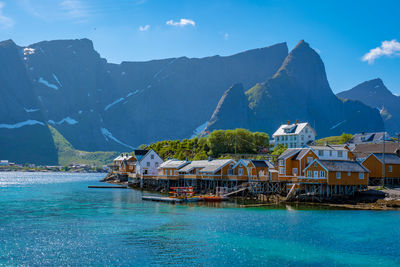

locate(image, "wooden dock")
(88, 185), (128, 189)
(142, 196), (184, 203)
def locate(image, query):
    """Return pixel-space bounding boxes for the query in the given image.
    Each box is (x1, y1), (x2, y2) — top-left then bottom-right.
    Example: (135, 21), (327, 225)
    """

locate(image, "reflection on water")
(0, 172), (399, 266)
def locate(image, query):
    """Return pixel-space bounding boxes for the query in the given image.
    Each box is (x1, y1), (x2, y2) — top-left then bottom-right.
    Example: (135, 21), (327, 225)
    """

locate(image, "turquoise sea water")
(0, 172), (399, 266)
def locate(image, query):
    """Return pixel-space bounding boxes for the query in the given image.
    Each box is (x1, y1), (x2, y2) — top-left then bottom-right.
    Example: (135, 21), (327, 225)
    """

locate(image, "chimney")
(296, 120), (299, 124)
(287, 120), (291, 125)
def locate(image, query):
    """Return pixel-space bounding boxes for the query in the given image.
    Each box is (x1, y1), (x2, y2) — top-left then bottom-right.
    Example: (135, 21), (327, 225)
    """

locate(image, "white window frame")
(279, 167), (285, 175)
(307, 157), (313, 164)
(307, 170), (312, 177)
(359, 172), (364, 179)
(347, 172), (351, 176)
(338, 151), (343, 158)
(146, 162), (150, 167)
(388, 165), (393, 173)
(151, 154), (154, 159)
(318, 150), (323, 156)
(292, 168), (298, 176)
(314, 171), (318, 178)
(238, 168), (244, 176)
(320, 171), (325, 178)
(336, 172), (341, 179)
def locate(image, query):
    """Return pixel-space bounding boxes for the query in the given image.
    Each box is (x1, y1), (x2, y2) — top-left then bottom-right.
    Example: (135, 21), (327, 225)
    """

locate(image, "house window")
(155, 162), (159, 167)
(336, 172), (341, 179)
(279, 160), (285, 166)
(314, 171), (318, 178)
(347, 172), (351, 176)
(329, 151), (333, 156)
(175, 170), (178, 175)
(146, 162), (150, 167)
(164, 169), (167, 175)
(318, 150), (323, 156)
(320, 171), (325, 178)
(388, 165), (393, 173)
(338, 151), (343, 157)
(307, 157), (313, 164)
(359, 172), (364, 179)
(301, 135), (304, 141)
(305, 128), (308, 133)
(314, 163), (318, 167)
(293, 168), (298, 176)
(307, 170), (312, 177)
(151, 154), (154, 159)
(279, 167), (285, 175)
(294, 136), (297, 141)
(239, 168), (244, 176)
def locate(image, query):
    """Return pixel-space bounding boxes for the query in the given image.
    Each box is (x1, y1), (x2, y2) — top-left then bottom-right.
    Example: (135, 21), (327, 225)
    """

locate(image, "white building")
(309, 145), (350, 161)
(272, 121), (316, 148)
(134, 149), (164, 176)
(0, 160), (9, 166)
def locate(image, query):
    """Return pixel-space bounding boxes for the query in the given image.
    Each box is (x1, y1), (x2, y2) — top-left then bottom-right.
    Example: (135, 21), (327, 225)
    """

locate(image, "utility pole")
(382, 132), (385, 187)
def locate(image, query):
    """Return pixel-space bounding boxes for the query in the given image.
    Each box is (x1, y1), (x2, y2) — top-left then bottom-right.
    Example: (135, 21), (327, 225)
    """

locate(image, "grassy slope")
(49, 125), (119, 166)
(314, 135), (344, 145)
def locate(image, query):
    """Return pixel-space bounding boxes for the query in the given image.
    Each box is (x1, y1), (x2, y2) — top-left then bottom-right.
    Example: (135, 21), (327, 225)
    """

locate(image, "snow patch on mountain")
(0, 120), (44, 129)
(24, 108), (40, 113)
(38, 77), (58, 90)
(23, 47), (35, 56)
(53, 74), (62, 87)
(101, 128), (134, 149)
(48, 117), (78, 125)
(104, 98), (124, 111)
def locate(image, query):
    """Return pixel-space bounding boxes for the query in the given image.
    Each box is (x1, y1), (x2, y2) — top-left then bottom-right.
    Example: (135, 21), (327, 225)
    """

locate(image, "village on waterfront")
(103, 121), (400, 210)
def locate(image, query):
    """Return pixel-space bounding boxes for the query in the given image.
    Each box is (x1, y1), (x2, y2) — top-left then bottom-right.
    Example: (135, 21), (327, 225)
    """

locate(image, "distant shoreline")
(0, 166), (107, 174)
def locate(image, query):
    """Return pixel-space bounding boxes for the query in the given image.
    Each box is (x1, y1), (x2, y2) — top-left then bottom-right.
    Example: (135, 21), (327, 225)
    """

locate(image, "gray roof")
(179, 160), (209, 173)
(317, 160), (369, 172)
(199, 159), (234, 173)
(251, 160), (273, 168)
(294, 148), (312, 160)
(159, 159), (189, 169)
(349, 132), (390, 144)
(352, 143), (400, 159)
(278, 148), (302, 160)
(372, 153), (400, 165)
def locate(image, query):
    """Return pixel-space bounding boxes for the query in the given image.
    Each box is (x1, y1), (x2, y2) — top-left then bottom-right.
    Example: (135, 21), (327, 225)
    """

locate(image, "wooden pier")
(88, 185), (128, 189)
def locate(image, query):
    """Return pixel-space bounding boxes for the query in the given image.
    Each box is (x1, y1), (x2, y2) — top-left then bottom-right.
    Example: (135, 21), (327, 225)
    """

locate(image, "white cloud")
(224, 33), (229, 40)
(60, 0), (89, 20)
(139, 24), (150, 31)
(0, 2), (14, 29)
(166, 18), (195, 27)
(362, 39), (400, 64)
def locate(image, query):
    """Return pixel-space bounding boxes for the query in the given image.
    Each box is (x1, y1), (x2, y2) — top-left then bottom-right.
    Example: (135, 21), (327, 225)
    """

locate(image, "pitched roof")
(114, 154), (135, 161)
(318, 160), (369, 172)
(199, 159), (235, 173)
(159, 159), (189, 169)
(278, 148), (302, 160)
(371, 153), (400, 165)
(349, 132), (390, 144)
(294, 148), (312, 160)
(251, 160), (272, 168)
(351, 143), (400, 159)
(272, 122), (315, 137)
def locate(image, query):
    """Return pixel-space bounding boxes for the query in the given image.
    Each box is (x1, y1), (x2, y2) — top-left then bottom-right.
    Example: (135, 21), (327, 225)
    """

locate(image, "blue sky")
(0, 0), (399, 94)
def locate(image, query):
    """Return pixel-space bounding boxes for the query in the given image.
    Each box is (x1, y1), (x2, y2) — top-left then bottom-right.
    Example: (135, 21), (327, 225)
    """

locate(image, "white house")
(134, 149), (163, 176)
(272, 121), (316, 148)
(309, 145), (350, 161)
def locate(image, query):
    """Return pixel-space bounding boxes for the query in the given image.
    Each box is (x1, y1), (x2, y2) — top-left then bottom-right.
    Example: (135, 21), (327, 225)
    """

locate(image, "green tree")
(340, 133), (353, 144)
(270, 144), (287, 163)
